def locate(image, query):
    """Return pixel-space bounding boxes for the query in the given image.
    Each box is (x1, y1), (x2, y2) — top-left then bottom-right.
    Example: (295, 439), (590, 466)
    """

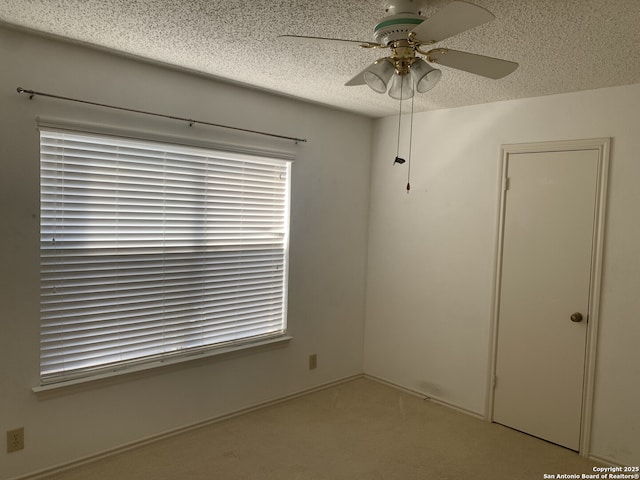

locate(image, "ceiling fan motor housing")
(383, 0), (424, 15)
(373, 13), (426, 45)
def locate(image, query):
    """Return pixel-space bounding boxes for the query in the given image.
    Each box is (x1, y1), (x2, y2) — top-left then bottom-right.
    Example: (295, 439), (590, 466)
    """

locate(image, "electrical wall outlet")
(309, 353), (318, 370)
(7, 428), (24, 453)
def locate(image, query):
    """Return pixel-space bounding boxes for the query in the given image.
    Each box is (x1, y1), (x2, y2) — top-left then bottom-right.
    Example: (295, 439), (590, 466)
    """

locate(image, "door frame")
(485, 138), (610, 456)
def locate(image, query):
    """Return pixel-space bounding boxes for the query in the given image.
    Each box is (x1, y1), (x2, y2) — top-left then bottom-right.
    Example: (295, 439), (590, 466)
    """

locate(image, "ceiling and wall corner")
(0, 0), (639, 118)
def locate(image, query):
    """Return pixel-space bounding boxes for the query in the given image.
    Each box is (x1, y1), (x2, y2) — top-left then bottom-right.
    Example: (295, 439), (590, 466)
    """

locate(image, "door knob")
(570, 312), (584, 323)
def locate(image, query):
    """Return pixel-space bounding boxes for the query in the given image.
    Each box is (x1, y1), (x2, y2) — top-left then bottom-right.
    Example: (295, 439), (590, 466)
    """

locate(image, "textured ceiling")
(1, 0), (640, 117)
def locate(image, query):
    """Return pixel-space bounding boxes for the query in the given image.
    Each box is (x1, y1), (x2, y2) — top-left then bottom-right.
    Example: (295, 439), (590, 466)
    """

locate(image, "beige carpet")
(42, 378), (602, 479)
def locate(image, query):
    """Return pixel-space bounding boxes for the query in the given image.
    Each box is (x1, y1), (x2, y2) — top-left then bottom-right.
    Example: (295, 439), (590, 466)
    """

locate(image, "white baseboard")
(12, 374), (364, 480)
(365, 375), (633, 468)
(15, 374), (624, 480)
(363, 373), (485, 420)
(588, 453), (627, 467)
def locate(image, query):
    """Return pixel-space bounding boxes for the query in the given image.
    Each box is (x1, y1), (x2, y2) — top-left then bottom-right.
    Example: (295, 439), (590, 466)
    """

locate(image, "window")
(39, 127), (291, 385)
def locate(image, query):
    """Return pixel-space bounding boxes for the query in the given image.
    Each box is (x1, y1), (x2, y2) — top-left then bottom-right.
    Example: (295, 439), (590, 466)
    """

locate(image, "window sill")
(33, 334), (293, 395)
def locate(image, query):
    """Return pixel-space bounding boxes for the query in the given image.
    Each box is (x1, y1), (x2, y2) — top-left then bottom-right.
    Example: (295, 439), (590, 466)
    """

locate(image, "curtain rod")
(16, 87), (307, 144)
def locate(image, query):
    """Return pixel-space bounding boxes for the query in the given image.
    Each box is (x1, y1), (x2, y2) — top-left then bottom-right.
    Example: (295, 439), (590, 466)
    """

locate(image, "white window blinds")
(40, 128), (291, 384)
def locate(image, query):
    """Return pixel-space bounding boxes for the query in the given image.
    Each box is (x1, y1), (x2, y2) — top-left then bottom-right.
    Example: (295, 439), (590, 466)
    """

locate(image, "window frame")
(36, 120), (294, 389)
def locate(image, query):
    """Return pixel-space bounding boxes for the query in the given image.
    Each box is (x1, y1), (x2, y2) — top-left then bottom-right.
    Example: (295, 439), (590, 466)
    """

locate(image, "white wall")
(364, 83), (640, 465)
(3, 23), (639, 479)
(0, 26), (371, 479)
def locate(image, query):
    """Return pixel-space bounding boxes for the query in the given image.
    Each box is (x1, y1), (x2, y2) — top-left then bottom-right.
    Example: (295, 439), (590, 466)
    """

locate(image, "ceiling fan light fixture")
(363, 59), (395, 94)
(388, 72), (414, 100)
(410, 58), (442, 93)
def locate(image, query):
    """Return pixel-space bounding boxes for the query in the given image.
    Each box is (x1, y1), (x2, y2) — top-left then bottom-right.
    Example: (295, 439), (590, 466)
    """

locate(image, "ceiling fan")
(280, 0), (518, 99)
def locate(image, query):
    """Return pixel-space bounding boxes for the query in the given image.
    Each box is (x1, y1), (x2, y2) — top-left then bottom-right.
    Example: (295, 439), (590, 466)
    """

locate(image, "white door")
(492, 148), (599, 451)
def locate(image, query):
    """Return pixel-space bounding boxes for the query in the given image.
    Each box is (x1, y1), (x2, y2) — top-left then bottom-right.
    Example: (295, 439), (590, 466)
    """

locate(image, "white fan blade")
(426, 48), (518, 79)
(411, 1), (495, 43)
(278, 35), (381, 48)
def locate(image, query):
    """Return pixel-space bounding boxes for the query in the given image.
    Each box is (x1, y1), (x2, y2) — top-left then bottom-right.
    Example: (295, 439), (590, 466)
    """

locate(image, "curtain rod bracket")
(16, 87), (307, 143)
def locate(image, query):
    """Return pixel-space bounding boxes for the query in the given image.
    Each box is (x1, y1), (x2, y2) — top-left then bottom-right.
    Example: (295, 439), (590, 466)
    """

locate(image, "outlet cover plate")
(7, 428), (24, 453)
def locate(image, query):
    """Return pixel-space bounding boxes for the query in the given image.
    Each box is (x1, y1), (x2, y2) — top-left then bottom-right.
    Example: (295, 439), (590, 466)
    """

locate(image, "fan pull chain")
(393, 78), (408, 171)
(407, 94), (415, 193)
(395, 83), (403, 162)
